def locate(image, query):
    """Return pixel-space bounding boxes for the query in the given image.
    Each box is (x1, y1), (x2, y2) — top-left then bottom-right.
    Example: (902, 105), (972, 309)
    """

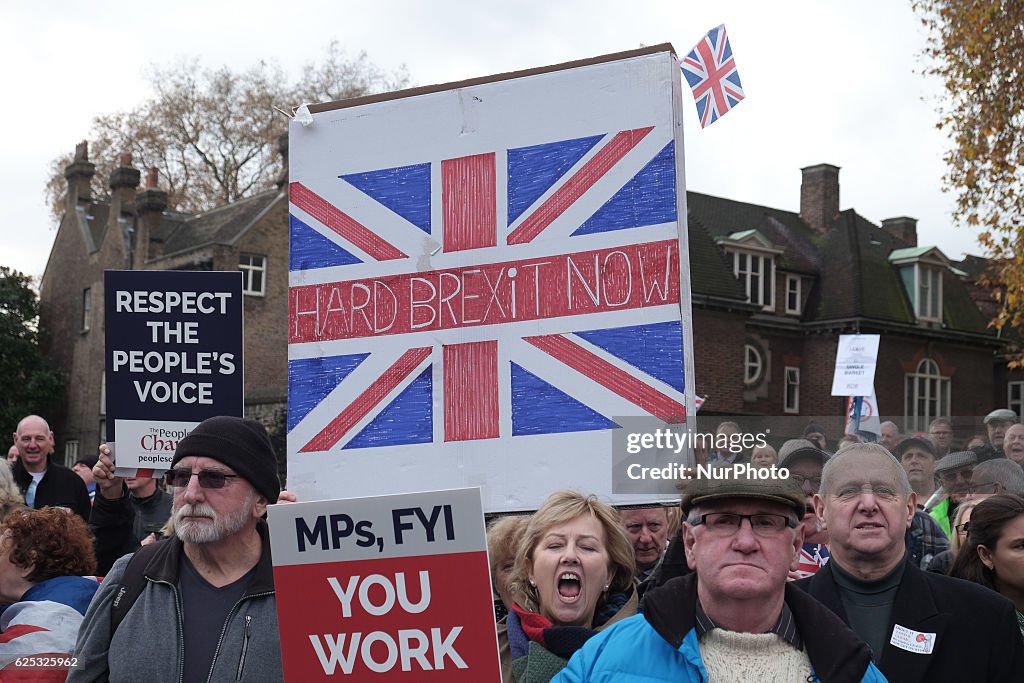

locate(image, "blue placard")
(104, 270), (243, 469)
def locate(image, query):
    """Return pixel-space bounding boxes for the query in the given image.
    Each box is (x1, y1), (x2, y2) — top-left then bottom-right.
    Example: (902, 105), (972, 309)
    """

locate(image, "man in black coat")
(796, 442), (1024, 682)
(10, 415), (91, 522)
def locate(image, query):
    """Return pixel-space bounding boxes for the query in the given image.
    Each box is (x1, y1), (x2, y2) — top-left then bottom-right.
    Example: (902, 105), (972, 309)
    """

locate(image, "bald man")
(797, 443), (1023, 681)
(11, 415), (90, 521)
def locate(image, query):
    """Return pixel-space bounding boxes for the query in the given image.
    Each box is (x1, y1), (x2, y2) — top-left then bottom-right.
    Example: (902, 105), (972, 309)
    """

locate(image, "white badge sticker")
(890, 624), (936, 655)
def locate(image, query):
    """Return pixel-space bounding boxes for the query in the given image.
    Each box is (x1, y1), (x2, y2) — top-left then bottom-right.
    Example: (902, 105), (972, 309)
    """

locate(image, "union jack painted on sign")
(286, 49), (693, 510)
(288, 128), (686, 452)
(681, 24), (745, 128)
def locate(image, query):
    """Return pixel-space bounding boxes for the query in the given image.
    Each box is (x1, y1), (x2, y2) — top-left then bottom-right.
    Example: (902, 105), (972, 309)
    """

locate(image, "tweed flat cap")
(984, 409), (1018, 425)
(779, 439), (816, 460)
(780, 445), (830, 469)
(681, 470), (805, 517)
(934, 450), (977, 476)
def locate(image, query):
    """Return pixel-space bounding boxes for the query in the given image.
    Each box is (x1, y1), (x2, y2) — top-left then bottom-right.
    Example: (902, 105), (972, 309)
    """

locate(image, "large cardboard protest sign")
(287, 45), (695, 511)
(104, 270), (243, 473)
(268, 488), (500, 681)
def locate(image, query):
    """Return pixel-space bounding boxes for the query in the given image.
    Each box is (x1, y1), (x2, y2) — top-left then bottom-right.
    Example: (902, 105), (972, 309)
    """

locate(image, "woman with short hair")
(950, 494), (1024, 637)
(497, 490), (637, 682)
(0, 507), (99, 675)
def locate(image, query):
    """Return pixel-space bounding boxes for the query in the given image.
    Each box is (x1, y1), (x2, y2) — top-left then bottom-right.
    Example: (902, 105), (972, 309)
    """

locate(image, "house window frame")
(784, 366), (800, 414)
(916, 264), (943, 322)
(1010, 381), (1024, 417)
(785, 275), (801, 315)
(82, 287), (92, 332)
(732, 251), (776, 311)
(239, 253), (266, 297)
(904, 358), (951, 433)
(744, 343), (764, 386)
(64, 440), (79, 466)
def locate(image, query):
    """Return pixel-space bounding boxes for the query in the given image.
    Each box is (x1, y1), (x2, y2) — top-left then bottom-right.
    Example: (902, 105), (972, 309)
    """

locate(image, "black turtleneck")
(831, 558), (905, 661)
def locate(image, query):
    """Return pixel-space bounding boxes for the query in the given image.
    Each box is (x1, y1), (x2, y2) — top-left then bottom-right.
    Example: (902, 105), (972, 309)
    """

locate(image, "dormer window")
(734, 251), (774, 308)
(889, 247), (949, 324)
(716, 230), (783, 312)
(917, 266), (941, 321)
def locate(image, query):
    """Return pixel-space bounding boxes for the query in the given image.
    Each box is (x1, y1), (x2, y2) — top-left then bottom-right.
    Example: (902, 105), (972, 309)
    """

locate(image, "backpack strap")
(110, 541), (163, 635)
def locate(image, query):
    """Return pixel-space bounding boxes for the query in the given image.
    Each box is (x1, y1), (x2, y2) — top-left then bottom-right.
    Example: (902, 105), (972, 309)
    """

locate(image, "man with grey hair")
(797, 442), (1024, 681)
(71, 416), (284, 681)
(706, 420), (748, 466)
(927, 418), (955, 457)
(878, 421), (901, 452)
(556, 473), (883, 682)
(10, 414), (90, 521)
(967, 458), (1024, 499)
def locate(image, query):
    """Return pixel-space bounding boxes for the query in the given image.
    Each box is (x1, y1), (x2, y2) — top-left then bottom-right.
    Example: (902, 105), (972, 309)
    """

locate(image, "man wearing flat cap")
(929, 450), (977, 536)
(974, 408), (1019, 462)
(555, 469), (885, 682)
(71, 416), (284, 682)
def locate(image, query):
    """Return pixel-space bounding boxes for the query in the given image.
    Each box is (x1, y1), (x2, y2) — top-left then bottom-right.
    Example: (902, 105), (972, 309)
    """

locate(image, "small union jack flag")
(680, 24), (745, 128)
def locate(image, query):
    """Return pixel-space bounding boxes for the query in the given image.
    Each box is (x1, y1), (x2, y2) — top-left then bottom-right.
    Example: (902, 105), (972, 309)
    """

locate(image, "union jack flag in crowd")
(680, 24), (745, 128)
(287, 126), (688, 453)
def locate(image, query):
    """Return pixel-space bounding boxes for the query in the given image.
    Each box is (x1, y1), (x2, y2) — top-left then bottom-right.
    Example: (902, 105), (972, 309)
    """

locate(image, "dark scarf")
(507, 592), (630, 659)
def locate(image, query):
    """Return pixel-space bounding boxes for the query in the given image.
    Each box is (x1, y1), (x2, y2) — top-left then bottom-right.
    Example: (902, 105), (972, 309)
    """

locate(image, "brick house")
(689, 163), (1009, 445)
(38, 142), (1016, 466)
(39, 142), (288, 471)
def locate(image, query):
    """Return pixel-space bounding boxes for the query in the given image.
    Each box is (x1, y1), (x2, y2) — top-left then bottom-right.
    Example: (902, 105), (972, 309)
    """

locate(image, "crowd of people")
(2, 408), (1024, 680)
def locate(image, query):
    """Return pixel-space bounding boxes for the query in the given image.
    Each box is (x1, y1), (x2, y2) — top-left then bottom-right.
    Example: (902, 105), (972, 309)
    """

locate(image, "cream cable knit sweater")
(700, 628), (813, 682)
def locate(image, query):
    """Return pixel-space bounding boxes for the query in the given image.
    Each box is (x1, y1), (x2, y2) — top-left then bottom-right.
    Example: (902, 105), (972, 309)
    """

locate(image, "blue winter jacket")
(553, 573), (888, 683)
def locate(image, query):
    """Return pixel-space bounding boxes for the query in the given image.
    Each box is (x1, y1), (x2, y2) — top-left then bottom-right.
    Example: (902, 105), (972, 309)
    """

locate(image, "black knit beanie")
(171, 416), (281, 503)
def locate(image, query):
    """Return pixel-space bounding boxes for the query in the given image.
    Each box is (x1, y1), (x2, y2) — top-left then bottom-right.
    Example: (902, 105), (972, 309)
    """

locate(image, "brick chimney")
(800, 164), (840, 234)
(880, 216), (918, 247)
(133, 167), (169, 268)
(63, 141), (95, 213)
(109, 152), (141, 217)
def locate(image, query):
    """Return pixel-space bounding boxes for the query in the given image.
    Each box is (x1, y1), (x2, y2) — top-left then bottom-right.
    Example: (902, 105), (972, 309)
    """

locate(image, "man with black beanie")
(71, 416), (285, 682)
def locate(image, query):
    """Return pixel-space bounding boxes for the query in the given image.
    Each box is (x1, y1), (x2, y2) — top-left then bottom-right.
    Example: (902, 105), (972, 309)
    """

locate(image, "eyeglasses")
(939, 470), (973, 483)
(790, 473), (822, 488)
(832, 484), (901, 502)
(965, 482), (1000, 495)
(165, 469), (239, 489)
(692, 512), (797, 537)
(955, 522), (970, 535)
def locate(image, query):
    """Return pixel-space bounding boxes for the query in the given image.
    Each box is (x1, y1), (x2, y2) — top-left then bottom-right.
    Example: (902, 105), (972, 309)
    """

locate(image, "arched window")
(744, 344), (764, 386)
(905, 358), (950, 433)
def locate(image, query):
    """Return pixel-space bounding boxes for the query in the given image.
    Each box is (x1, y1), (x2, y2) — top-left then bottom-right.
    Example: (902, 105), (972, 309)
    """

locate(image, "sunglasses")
(165, 469), (239, 489)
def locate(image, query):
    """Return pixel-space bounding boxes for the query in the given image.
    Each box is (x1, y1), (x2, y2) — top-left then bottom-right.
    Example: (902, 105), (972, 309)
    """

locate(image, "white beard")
(173, 490), (257, 544)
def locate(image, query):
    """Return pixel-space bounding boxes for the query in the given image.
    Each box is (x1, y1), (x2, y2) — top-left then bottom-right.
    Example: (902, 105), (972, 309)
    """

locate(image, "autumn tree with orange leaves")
(914, 0), (1024, 363)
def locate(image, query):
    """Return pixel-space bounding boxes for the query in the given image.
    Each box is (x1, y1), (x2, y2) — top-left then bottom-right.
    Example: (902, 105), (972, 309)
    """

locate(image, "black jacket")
(12, 456), (91, 522)
(89, 484), (173, 575)
(796, 558), (1024, 682)
(643, 573), (876, 683)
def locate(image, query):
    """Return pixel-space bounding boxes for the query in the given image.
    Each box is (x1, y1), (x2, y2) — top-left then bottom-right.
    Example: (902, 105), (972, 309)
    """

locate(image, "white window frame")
(82, 287), (92, 332)
(732, 251), (775, 310)
(784, 366), (800, 413)
(785, 275), (801, 315)
(744, 344), (764, 386)
(239, 254), (266, 297)
(1010, 381), (1024, 417)
(904, 358), (951, 433)
(64, 440), (79, 463)
(916, 264), (942, 322)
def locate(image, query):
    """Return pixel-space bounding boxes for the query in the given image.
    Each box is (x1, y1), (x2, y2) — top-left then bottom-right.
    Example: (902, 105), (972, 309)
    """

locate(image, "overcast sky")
(1, 0), (973, 281)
